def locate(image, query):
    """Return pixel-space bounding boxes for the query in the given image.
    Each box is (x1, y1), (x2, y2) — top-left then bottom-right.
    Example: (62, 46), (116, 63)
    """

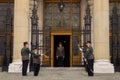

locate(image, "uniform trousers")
(34, 63), (40, 76)
(87, 59), (94, 76)
(22, 60), (29, 76)
(57, 56), (64, 67)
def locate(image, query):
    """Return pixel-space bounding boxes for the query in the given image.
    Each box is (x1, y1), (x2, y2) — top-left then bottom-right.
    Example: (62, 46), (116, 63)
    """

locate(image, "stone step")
(0, 67), (118, 80)
(41, 67), (84, 70)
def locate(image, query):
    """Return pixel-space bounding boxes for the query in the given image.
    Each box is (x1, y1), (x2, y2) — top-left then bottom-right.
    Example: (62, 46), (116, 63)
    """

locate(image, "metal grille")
(72, 4), (92, 66)
(110, 3), (120, 67)
(30, 0), (51, 70)
(0, 3), (14, 72)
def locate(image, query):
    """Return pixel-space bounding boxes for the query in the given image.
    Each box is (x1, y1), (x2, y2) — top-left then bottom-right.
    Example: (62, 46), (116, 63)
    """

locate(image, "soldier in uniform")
(21, 42), (34, 76)
(56, 42), (65, 67)
(85, 41), (94, 76)
(33, 48), (41, 76)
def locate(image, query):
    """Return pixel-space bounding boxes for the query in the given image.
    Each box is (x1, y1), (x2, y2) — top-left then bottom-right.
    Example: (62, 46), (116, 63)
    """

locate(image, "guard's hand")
(79, 48), (83, 52)
(41, 53), (44, 56)
(84, 59), (88, 64)
(56, 56), (58, 59)
(63, 56), (65, 59)
(84, 58), (87, 62)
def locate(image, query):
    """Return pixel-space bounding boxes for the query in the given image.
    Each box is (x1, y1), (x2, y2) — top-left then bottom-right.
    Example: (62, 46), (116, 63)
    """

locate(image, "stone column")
(9, 0), (30, 72)
(93, 0), (114, 73)
(81, 0), (87, 28)
(38, 0), (43, 30)
(37, 0), (44, 65)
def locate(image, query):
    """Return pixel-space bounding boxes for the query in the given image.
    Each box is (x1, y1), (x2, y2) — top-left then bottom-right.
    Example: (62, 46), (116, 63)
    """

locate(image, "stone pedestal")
(94, 60), (114, 73)
(8, 59), (29, 73)
(8, 0), (30, 73)
(93, 0), (114, 73)
(9, 60), (22, 73)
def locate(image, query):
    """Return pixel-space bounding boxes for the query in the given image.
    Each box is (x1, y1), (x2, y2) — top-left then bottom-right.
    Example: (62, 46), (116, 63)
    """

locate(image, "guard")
(21, 42), (34, 76)
(56, 42), (65, 67)
(85, 41), (94, 76)
(33, 48), (41, 76)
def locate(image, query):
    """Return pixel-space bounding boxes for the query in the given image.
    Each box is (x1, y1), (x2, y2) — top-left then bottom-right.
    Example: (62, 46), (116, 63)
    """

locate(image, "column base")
(8, 59), (29, 73)
(94, 59), (114, 73)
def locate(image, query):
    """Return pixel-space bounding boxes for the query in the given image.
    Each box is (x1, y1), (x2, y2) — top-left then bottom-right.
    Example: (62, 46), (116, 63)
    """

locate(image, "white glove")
(84, 58), (87, 62)
(41, 53), (44, 56)
(79, 48), (83, 52)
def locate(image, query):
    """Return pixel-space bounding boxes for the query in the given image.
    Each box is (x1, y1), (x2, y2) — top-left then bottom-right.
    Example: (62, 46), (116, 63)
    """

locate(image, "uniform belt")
(34, 58), (40, 61)
(22, 54), (29, 56)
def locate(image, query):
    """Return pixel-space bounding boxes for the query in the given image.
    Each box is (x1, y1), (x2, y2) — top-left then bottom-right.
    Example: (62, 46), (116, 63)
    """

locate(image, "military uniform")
(21, 47), (34, 76)
(56, 47), (65, 67)
(84, 46), (94, 76)
(33, 53), (41, 76)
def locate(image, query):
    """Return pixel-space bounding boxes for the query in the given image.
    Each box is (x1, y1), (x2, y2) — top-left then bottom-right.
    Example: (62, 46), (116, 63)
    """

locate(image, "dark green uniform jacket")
(33, 53), (41, 64)
(84, 46), (94, 60)
(21, 47), (34, 61)
(56, 47), (65, 57)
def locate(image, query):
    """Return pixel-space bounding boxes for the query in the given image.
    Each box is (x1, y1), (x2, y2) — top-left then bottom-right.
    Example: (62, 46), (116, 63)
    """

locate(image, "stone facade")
(8, 0), (114, 73)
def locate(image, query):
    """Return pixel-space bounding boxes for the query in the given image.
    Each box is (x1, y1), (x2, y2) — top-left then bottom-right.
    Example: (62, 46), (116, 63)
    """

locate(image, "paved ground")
(0, 67), (120, 80)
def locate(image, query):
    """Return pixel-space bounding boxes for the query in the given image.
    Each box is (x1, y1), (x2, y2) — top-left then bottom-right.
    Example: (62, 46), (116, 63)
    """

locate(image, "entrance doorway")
(44, 0), (83, 67)
(54, 35), (70, 67)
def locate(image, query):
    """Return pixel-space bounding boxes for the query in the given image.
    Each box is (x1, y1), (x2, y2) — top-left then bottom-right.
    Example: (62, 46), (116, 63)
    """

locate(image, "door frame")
(51, 31), (72, 67)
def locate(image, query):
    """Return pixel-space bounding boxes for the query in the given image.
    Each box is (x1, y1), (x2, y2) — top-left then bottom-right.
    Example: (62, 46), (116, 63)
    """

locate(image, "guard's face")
(34, 49), (38, 53)
(87, 43), (91, 47)
(25, 44), (29, 48)
(59, 44), (62, 47)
